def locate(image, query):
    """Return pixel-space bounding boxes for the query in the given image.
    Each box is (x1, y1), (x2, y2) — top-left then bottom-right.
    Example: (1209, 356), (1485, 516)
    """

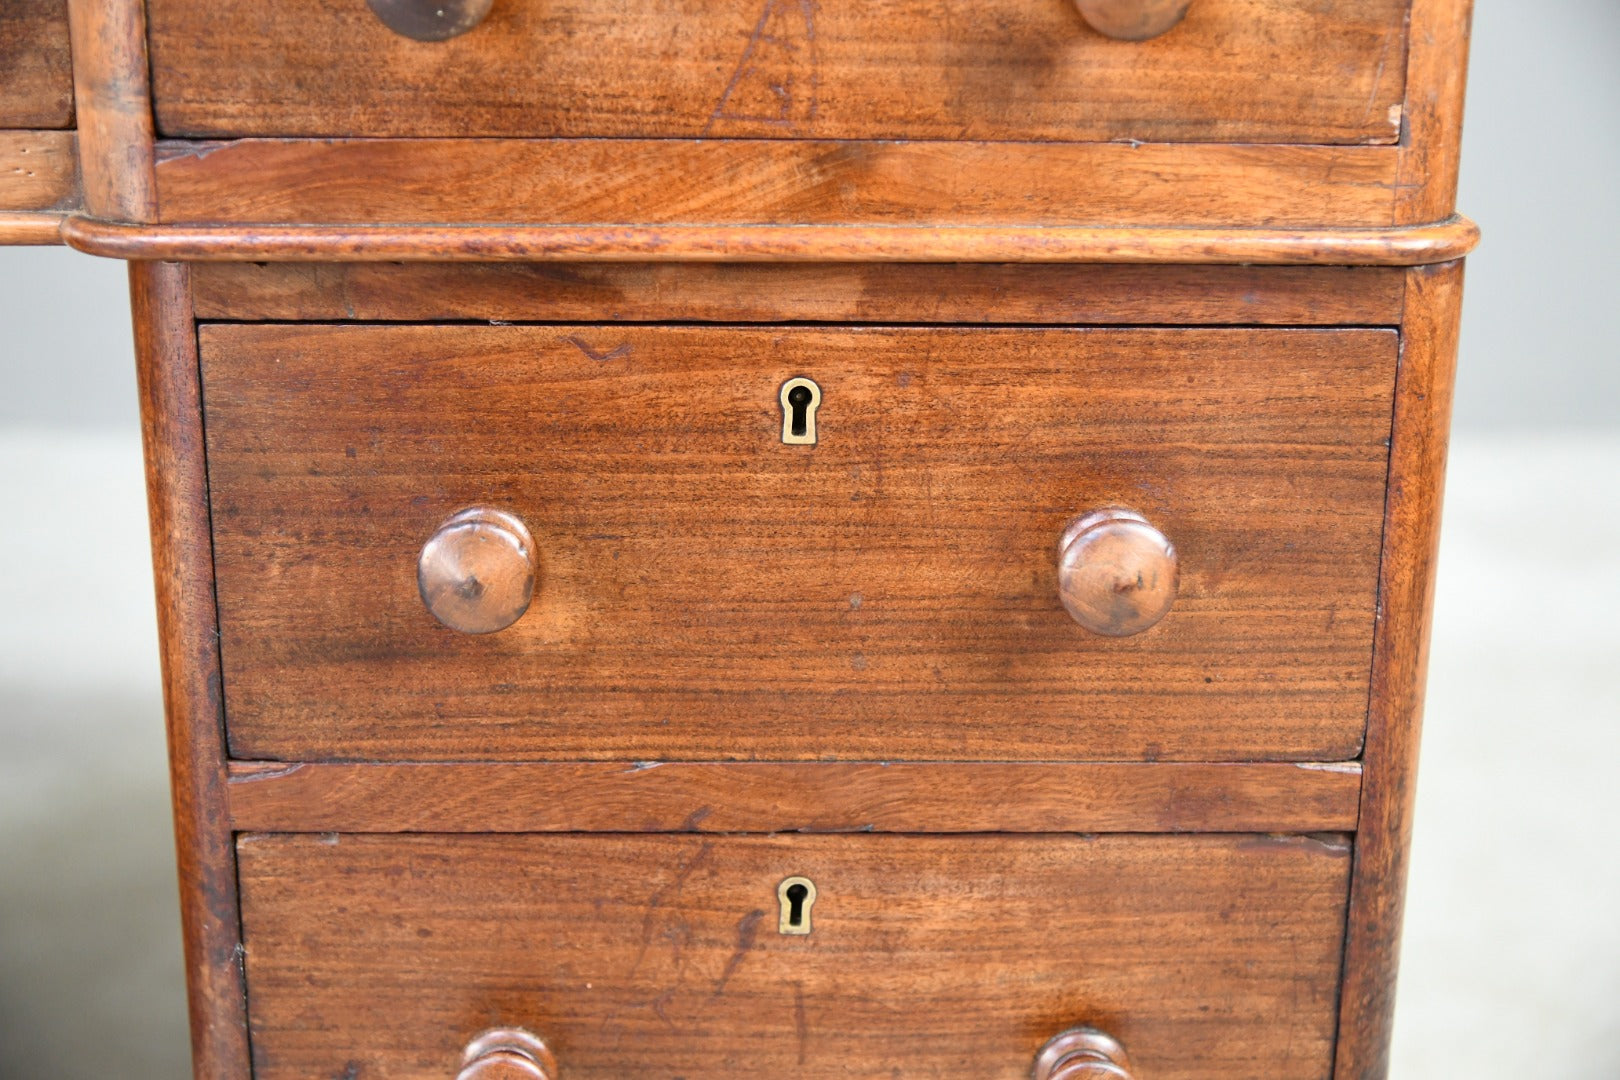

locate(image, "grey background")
(1, 2), (1616, 1077)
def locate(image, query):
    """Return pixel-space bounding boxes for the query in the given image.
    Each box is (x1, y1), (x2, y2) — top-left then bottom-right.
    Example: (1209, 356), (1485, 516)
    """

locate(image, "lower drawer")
(237, 833), (1351, 1078)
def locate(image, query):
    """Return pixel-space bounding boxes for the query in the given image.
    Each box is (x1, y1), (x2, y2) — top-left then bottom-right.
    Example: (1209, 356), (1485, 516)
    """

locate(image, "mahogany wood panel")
(226, 760), (1362, 834)
(150, 138), (1405, 229)
(202, 325), (1395, 763)
(0, 211), (63, 244)
(0, 130), (78, 214)
(66, 0), (156, 220)
(64, 215), (1481, 265)
(129, 262), (251, 1080)
(236, 832), (1352, 1079)
(1396, 0), (1475, 224)
(189, 262), (1408, 326)
(1334, 261), (1464, 1079)
(146, 0), (1407, 145)
(0, 0), (73, 129)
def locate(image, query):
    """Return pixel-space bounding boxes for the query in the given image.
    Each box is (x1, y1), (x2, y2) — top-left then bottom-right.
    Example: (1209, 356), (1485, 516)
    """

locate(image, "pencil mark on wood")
(794, 980), (809, 1063)
(713, 908), (765, 998)
(706, 0), (819, 135)
(565, 335), (632, 362)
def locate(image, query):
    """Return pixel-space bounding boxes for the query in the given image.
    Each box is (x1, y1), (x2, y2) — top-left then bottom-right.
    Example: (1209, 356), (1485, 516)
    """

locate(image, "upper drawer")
(202, 324), (1395, 763)
(146, 0), (1408, 144)
(0, 0), (72, 129)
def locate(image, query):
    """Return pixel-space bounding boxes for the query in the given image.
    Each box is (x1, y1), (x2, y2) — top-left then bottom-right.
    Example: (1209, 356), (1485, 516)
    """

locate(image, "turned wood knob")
(418, 508), (536, 634)
(457, 1029), (557, 1080)
(1034, 1028), (1135, 1080)
(1057, 508), (1178, 637)
(1073, 0), (1193, 40)
(367, 0), (494, 41)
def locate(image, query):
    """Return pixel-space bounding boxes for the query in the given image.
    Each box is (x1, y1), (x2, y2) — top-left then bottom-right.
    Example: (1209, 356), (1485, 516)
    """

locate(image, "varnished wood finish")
(1035, 1028), (1135, 1080)
(3, 0), (1473, 1068)
(189, 262), (1408, 326)
(458, 1030), (557, 1080)
(367, 0), (494, 42)
(0, 0), (74, 128)
(0, 211), (64, 244)
(1057, 509), (1179, 638)
(62, 215), (1481, 266)
(225, 761), (1363, 835)
(1396, 0), (1475, 225)
(201, 325), (1395, 763)
(0, 130), (78, 242)
(417, 507), (538, 635)
(1074, 0), (1193, 41)
(146, 0), (1406, 145)
(129, 262), (251, 1080)
(65, 0), (155, 221)
(1334, 260), (1464, 1079)
(146, 139), (1410, 230)
(0, 130), (79, 214)
(237, 833), (1352, 1079)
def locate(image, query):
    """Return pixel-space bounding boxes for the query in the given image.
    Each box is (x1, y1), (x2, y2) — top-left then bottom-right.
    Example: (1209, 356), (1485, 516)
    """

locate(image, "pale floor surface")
(0, 431), (1616, 1079)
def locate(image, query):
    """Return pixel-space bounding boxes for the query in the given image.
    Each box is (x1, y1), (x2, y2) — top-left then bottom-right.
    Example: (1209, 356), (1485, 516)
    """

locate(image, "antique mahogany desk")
(2, 0), (1475, 1076)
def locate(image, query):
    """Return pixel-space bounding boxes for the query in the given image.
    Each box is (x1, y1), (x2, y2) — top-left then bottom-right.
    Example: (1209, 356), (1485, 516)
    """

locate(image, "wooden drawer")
(237, 832), (1351, 1079)
(202, 324), (1395, 763)
(147, 0), (1407, 145)
(0, 0), (73, 129)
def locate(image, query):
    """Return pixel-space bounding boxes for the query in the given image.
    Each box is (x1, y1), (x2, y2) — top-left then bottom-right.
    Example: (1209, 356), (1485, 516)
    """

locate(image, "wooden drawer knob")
(1034, 1028), (1135, 1080)
(367, 0), (493, 41)
(418, 508), (536, 634)
(457, 1029), (557, 1080)
(1057, 508), (1178, 636)
(1073, 0), (1193, 40)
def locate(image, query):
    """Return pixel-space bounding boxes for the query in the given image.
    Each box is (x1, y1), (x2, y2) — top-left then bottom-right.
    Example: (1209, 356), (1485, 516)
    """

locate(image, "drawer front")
(0, 0), (73, 129)
(148, 0), (1407, 145)
(237, 832), (1351, 1079)
(202, 324), (1395, 763)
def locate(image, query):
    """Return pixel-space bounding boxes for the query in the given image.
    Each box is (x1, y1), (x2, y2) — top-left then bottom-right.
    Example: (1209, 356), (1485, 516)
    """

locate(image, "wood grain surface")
(64, 215), (1482, 265)
(130, 262), (252, 1080)
(0, 130), (78, 214)
(225, 760), (1363, 834)
(146, 0), (1406, 144)
(0, 211), (64, 244)
(189, 262), (1408, 326)
(1334, 261), (1464, 1078)
(201, 324), (1395, 763)
(148, 137), (1404, 229)
(1397, 0), (1475, 224)
(237, 832), (1352, 1079)
(66, 0), (156, 220)
(0, 0), (73, 129)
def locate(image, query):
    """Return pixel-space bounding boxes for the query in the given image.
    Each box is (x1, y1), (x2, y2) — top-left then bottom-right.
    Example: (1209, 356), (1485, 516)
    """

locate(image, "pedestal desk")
(1, 0), (1476, 1075)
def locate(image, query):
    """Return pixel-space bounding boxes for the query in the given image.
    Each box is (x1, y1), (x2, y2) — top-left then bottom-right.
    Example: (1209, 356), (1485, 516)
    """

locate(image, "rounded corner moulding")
(57, 215), (1480, 266)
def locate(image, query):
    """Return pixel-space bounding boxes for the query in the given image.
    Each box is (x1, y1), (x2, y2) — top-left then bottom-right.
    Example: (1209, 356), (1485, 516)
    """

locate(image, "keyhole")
(777, 876), (818, 935)
(786, 883), (808, 923)
(788, 385), (812, 437)
(779, 378), (822, 445)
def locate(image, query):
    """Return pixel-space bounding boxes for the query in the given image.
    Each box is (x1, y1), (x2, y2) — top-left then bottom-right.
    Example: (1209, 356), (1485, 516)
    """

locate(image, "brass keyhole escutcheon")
(778, 876), (818, 935)
(779, 377), (822, 445)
